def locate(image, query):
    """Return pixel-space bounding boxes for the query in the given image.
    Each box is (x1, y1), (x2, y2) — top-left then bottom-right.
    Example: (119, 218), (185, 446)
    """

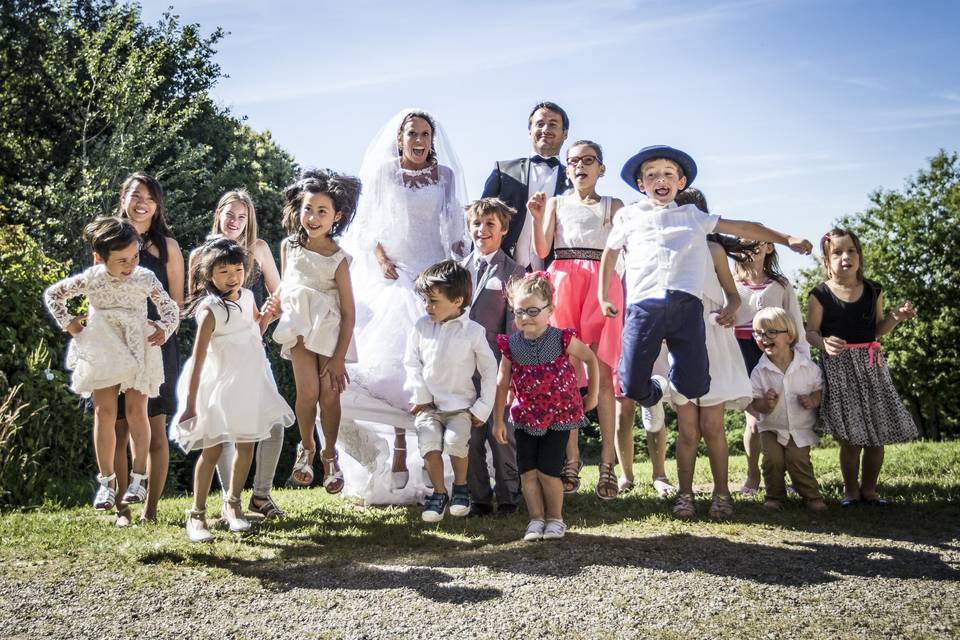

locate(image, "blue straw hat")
(620, 145), (697, 192)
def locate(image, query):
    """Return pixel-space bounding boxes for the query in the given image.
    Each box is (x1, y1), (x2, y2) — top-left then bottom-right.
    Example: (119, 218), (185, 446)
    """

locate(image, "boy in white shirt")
(750, 307), (827, 511)
(405, 260), (498, 522)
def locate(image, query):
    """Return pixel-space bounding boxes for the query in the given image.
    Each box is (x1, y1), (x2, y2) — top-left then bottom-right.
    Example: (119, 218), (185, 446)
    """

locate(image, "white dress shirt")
(750, 350), (823, 448)
(605, 200), (720, 304)
(469, 250), (496, 294)
(403, 309), (498, 421)
(514, 156), (560, 270)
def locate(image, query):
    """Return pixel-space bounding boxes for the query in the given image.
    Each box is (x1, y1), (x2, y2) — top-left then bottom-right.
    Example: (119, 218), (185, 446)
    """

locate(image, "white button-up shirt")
(750, 351), (823, 448)
(514, 157), (560, 271)
(605, 200), (720, 304)
(403, 309), (498, 421)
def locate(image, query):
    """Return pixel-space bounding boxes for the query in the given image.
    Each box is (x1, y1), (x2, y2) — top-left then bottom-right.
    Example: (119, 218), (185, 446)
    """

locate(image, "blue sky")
(141, 0), (959, 277)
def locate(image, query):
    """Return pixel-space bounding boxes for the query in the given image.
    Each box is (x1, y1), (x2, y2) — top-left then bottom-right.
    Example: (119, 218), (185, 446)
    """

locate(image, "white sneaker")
(651, 374), (689, 406)
(543, 519), (567, 540)
(523, 519), (545, 541)
(186, 509), (213, 543)
(640, 402), (666, 432)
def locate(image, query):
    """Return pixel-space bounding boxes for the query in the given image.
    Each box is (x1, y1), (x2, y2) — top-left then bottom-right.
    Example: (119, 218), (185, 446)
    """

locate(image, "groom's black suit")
(481, 157), (571, 267)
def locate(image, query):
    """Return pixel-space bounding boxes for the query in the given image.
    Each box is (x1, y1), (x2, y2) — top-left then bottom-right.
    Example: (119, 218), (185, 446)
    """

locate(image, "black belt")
(553, 247), (603, 261)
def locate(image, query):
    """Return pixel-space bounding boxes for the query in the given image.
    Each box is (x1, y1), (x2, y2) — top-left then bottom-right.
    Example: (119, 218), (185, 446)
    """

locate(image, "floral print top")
(497, 326), (589, 436)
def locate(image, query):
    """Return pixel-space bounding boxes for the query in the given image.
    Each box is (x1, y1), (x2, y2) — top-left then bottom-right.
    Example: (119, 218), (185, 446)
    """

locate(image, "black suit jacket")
(481, 157), (570, 266)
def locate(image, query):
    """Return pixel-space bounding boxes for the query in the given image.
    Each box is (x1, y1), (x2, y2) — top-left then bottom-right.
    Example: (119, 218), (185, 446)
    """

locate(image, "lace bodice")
(282, 241), (347, 293)
(45, 265), (179, 338)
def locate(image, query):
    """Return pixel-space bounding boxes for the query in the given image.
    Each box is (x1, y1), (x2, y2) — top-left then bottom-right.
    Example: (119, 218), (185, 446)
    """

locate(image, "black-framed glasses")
(512, 304), (550, 318)
(752, 328), (789, 340)
(567, 155), (598, 167)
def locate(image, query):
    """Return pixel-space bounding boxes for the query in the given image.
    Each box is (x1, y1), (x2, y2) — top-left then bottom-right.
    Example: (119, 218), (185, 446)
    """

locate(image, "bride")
(338, 108), (469, 504)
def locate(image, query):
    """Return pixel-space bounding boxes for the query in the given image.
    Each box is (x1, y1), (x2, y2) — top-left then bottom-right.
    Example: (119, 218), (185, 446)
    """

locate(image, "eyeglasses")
(512, 304), (551, 318)
(567, 155), (598, 167)
(752, 329), (789, 340)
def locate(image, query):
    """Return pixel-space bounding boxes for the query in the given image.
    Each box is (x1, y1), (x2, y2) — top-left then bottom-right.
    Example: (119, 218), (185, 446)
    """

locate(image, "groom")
(481, 101), (571, 271)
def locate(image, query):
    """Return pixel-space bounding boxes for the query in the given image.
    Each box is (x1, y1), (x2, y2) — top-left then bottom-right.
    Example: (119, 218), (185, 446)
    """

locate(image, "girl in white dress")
(273, 169), (361, 493)
(171, 238), (293, 541)
(44, 217), (179, 511)
(338, 109), (469, 505)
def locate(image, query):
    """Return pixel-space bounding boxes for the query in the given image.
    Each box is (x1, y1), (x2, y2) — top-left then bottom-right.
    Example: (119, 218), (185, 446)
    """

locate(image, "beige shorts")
(415, 408), (472, 458)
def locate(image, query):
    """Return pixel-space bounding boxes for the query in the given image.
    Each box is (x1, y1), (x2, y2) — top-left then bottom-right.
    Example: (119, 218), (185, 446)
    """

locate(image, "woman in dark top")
(188, 189), (285, 518)
(114, 172), (184, 525)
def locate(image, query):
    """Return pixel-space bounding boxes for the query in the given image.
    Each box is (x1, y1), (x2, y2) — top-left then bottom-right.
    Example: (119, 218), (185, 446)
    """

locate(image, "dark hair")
(528, 101), (569, 131)
(674, 186), (707, 211)
(184, 237), (247, 321)
(821, 227), (865, 282)
(568, 139), (603, 164)
(282, 169), (362, 246)
(83, 216), (141, 262)
(397, 111), (438, 164)
(414, 260), (471, 310)
(117, 172), (172, 263)
(464, 197), (516, 233)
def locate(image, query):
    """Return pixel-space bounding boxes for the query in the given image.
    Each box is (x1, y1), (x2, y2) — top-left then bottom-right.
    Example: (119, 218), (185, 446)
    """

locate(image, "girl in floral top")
(493, 272), (598, 541)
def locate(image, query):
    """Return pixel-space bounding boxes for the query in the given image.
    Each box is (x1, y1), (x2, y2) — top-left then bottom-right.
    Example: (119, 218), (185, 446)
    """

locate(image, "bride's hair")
(282, 168), (362, 246)
(397, 111), (438, 164)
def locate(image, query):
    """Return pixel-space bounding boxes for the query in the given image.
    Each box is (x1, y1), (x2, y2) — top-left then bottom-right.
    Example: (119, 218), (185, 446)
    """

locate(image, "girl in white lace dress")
(44, 217), (179, 511)
(274, 169), (361, 494)
(171, 238), (294, 542)
(338, 109), (469, 505)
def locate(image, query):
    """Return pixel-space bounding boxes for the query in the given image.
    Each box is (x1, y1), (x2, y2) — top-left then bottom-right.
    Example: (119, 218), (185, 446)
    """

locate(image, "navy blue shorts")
(618, 291), (710, 406)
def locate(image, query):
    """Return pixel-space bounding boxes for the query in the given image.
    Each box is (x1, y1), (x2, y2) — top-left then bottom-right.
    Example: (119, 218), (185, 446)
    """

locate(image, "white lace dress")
(44, 265), (179, 397)
(339, 160), (466, 505)
(273, 240), (357, 362)
(170, 289), (295, 453)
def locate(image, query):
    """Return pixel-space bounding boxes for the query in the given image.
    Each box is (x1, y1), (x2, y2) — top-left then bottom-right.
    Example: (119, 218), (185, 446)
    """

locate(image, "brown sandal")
(561, 459), (583, 494)
(596, 462), (619, 500)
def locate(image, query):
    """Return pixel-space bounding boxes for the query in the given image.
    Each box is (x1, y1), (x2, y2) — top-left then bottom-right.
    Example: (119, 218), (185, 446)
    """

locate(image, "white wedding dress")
(338, 109), (468, 505)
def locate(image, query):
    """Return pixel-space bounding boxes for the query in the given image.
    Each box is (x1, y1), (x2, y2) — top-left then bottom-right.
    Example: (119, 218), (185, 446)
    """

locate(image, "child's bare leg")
(859, 446), (885, 500)
(92, 387), (120, 478)
(142, 413), (169, 521)
(596, 357), (617, 466)
(193, 444), (224, 511)
(290, 341), (321, 449)
(541, 472), (565, 521)
(615, 398), (636, 482)
(646, 428), (668, 480)
(316, 358), (341, 460)
(839, 441), (863, 500)
(742, 413), (762, 490)
(520, 470), (545, 520)
(392, 429), (408, 473)
(699, 404), (730, 496)
(226, 442), (255, 518)
(675, 402), (701, 495)
(122, 390), (150, 475)
(113, 418), (130, 500)
(565, 429), (580, 464)
(451, 454), (468, 487)
(424, 451), (446, 493)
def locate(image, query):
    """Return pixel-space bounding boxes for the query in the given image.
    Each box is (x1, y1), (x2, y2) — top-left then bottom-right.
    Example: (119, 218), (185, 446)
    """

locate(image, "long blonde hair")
(211, 189), (258, 283)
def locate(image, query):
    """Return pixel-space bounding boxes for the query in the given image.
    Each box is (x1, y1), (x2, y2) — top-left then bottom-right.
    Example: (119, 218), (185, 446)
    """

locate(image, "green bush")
(0, 222), (93, 508)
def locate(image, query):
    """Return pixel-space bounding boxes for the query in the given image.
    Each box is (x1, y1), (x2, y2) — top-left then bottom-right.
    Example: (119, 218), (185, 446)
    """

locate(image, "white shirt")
(403, 309), (498, 421)
(750, 351), (823, 448)
(733, 277), (810, 356)
(469, 250), (496, 293)
(514, 156), (560, 270)
(606, 200), (720, 304)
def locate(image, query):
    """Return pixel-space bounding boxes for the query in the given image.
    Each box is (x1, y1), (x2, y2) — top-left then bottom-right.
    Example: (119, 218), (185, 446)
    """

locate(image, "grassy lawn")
(1, 440), (958, 639)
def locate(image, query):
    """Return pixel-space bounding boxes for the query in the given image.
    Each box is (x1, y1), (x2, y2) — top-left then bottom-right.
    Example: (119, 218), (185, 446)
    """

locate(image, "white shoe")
(543, 519), (567, 540)
(651, 374), (689, 406)
(640, 402), (666, 432)
(523, 519), (545, 541)
(93, 473), (117, 511)
(221, 495), (251, 532)
(186, 509), (213, 543)
(392, 470), (410, 490)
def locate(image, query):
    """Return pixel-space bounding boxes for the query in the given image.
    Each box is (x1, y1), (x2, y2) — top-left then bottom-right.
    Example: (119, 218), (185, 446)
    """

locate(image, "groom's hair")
(528, 101), (569, 131)
(465, 197), (516, 233)
(415, 260), (471, 309)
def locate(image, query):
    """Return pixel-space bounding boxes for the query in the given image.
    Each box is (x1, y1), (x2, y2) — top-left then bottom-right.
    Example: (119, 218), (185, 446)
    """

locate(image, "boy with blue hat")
(599, 144), (812, 410)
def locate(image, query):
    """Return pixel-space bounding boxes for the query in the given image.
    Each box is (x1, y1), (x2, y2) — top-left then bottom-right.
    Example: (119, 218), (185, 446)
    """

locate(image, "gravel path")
(3, 525), (959, 639)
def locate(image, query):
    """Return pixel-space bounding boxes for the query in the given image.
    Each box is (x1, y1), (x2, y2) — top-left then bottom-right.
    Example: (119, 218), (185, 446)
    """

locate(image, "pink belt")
(845, 341), (883, 368)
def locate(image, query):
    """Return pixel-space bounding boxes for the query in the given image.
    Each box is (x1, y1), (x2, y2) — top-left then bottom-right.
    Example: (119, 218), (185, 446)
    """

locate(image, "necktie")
(531, 155), (560, 168)
(475, 259), (488, 292)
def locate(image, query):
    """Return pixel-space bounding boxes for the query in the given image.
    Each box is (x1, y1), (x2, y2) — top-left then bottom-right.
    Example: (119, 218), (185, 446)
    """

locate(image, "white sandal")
(93, 473), (117, 511)
(288, 443), (315, 487)
(186, 508), (213, 543)
(653, 476), (676, 499)
(321, 452), (344, 495)
(122, 471), (148, 504)
(220, 494), (251, 532)
(392, 446), (409, 490)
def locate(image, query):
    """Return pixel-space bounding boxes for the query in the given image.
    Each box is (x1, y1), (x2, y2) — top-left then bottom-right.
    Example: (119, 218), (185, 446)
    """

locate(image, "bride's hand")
(374, 243), (399, 280)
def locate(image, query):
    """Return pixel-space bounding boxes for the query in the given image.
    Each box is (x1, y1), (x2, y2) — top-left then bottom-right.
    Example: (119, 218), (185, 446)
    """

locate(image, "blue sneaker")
(422, 491), (449, 523)
(449, 484), (470, 517)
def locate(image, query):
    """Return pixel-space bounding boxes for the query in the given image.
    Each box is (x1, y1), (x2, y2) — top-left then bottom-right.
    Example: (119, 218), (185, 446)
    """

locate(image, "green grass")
(2, 440), (958, 584)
